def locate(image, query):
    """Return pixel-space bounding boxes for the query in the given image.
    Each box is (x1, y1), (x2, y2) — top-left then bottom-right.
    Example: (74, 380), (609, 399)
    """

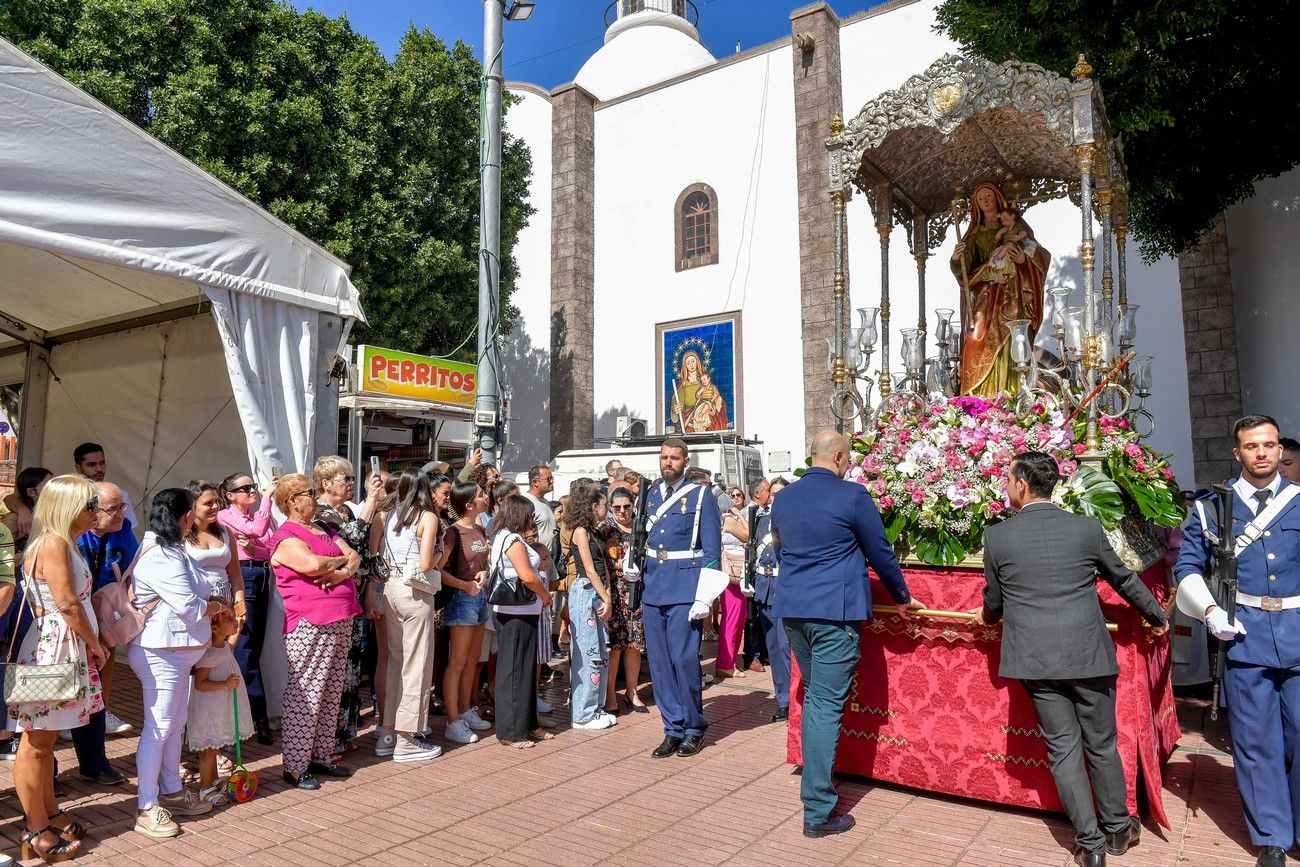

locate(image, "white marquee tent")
(0, 35), (364, 505)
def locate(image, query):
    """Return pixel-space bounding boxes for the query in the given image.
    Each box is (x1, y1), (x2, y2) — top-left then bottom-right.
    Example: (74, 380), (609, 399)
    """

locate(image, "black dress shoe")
(675, 734), (704, 757)
(254, 720), (274, 746)
(1072, 848), (1105, 867)
(1105, 816), (1140, 856)
(803, 813), (856, 838)
(283, 771), (320, 790)
(630, 704), (650, 714)
(307, 761), (351, 778)
(651, 736), (682, 758)
(771, 706), (789, 723)
(1256, 846), (1287, 867)
(80, 767), (128, 786)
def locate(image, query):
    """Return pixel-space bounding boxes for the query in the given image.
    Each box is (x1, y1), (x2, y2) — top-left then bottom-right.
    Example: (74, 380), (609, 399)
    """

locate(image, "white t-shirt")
(521, 491), (556, 542)
(490, 531), (543, 615)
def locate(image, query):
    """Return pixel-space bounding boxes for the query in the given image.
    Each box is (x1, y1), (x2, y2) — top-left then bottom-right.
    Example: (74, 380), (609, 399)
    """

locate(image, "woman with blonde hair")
(12, 474), (111, 862)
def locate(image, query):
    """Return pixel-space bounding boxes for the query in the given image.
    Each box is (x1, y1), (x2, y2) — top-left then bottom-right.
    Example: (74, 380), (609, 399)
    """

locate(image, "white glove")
(1205, 606), (1247, 641)
(688, 600), (710, 621)
(623, 565), (642, 584)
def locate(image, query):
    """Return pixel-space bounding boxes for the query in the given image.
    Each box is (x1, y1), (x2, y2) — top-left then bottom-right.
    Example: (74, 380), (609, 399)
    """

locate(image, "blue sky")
(292, 0), (890, 88)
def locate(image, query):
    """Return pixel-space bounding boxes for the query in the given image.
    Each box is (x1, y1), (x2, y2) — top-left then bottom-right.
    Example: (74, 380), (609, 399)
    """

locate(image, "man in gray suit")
(974, 451), (1169, 867)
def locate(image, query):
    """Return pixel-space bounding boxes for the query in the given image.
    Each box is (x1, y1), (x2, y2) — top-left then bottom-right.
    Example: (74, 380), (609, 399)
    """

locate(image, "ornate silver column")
(1097, 187), (1114, 326)
(913, 211), (928, 363)
(875, 184), (893, 398)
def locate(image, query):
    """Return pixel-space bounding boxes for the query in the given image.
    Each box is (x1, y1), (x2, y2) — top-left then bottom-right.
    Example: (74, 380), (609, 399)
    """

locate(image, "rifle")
(1208, 483), (1238, 722)
(743, 506), (761, 588)
(625, 484), (652, 612)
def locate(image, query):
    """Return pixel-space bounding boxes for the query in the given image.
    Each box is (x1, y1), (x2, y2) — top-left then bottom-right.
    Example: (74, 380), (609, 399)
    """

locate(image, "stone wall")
(1178, 215), (1242, 487)
(790, 3), (844, 447)
(548, 83), (597, 453)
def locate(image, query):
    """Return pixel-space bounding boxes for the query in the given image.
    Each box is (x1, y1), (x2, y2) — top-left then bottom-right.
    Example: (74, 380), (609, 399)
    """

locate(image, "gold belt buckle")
(656, 548), (668, 564)
(1262, 596), (1284, 612)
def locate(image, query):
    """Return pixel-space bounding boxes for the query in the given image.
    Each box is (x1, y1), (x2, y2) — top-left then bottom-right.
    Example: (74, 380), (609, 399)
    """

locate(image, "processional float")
(787, 53), (1182, 826)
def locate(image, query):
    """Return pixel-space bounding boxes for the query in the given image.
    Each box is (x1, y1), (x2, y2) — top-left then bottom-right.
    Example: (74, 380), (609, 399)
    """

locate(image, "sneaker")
(105, 711), (134, 735)
(445, 718), (479, 744)
(393, 734), (442, 763)
(0, 736), (17, 761)
(374, 727), (396, 757)
(600, 712), (618, 726)
(536, 696), (554, 714)
(134, 806), (180, 839)
(158, 787), (213, 817)
(573, 715), (616, 730)
(461, 708), (492, 732)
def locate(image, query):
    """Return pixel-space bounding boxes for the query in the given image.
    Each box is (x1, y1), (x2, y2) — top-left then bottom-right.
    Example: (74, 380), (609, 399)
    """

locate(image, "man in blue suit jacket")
(1176, 415), (1300, 867)
(772, 430), (923, 838)
(641, 439), (722, 759)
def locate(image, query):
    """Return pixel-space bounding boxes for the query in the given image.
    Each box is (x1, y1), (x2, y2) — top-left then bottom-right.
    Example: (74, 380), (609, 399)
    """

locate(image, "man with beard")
(1177, 415), (1300, 867)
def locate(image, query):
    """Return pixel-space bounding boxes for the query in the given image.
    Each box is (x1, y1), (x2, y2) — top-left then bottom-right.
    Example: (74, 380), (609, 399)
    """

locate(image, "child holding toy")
(188, 611), (253, 805)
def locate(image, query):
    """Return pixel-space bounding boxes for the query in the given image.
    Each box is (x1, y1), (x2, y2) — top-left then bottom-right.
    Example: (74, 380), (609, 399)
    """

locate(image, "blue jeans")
(784, 618), (861, 825)
(445, 587), (488, 627)
(568, 577), (609, 724)
(235, 562), (270, 723)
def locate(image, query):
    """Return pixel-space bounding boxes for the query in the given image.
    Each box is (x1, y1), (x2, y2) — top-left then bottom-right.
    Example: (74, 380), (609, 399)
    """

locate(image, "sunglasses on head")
(85, 497), (99, 513)
(292, 488), (318, 499)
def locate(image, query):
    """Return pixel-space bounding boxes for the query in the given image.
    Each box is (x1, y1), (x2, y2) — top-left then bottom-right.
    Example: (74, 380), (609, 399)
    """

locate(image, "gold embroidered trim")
(999, 725), (1043, 738)
(985, 751), (1049, 767)
(849, 702), (897, 717)
(843, 729), (909, 747)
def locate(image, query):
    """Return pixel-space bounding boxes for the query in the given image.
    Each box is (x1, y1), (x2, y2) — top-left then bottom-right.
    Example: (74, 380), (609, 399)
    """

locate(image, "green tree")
(1, 0), (532, 358)
(934, 0), (1300, 258)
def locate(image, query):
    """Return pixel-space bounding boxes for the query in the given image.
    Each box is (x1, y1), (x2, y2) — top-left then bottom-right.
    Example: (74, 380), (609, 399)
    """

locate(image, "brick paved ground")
(0, 648), (1257, 866)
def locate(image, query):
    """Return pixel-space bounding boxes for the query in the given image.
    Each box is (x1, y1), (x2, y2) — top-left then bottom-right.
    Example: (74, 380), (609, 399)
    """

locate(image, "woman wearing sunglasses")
(217, 472), (279, 744)
(604, 488), (648, 713)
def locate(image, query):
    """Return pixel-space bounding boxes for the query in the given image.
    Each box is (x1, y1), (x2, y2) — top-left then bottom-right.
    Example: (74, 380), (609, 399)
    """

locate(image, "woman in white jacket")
(129, 488), (230, 839)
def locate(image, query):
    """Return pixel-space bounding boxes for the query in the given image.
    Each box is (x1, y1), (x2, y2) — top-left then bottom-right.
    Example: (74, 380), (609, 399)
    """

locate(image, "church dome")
(575, 1), (717, 101)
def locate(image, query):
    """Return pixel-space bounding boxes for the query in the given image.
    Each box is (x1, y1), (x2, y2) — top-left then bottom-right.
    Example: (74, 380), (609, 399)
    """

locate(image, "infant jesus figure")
(988, 207), (1037, 269)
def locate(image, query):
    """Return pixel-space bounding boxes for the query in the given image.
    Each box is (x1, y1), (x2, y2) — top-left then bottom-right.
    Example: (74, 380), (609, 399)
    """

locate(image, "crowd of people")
(0, 440), (792, 862)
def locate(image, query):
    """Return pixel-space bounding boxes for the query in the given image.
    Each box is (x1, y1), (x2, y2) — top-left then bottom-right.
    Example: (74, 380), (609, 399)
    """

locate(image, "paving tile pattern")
(0, 652), (1257, 866)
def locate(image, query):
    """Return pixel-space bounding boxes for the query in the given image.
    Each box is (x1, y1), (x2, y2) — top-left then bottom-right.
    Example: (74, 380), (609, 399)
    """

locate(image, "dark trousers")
(643, 602), (706, 738)
(234, 562), (270, 723)
(784, 618), (860, 824)
(1021, 674), (1129, 852)
(742, 599), (768, 666)
(758, 601), (791, 709)
(494, 613), (539, 742)
(1224, 659), (1300, 849)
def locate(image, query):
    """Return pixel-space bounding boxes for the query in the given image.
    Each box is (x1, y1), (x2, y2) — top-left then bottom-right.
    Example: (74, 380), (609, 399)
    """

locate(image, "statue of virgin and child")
(950, 182), (1050, 397)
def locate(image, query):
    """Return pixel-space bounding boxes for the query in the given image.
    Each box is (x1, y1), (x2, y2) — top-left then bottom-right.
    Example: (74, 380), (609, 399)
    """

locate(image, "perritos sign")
(358, 345), (477, 407)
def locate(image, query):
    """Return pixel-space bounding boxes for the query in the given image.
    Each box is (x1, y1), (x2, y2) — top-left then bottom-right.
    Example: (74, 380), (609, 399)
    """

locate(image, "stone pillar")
(790, 3), (844, 447)
(1178, 216), (1242, 487)
(549, 83), (597, 453)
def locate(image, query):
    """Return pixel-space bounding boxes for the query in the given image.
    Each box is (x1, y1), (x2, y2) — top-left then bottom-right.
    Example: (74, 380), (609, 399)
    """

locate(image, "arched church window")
(675, 183), (718, 272)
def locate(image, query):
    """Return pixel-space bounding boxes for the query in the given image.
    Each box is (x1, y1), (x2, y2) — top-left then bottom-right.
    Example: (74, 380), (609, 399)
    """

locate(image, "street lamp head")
(505, 1), (536, 20)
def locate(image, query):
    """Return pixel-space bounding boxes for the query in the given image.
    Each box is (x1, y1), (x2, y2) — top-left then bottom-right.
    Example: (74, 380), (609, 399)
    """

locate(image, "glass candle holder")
(1006, 319), (1033, 365)
(900, 328), (923, 376)
(1132, 355), (1154, 393)
(935, 308), (955, 344)
(1116, 303), (1139, 346)
(1063, 307), (1085, 357)
(857, 307), (879, 349)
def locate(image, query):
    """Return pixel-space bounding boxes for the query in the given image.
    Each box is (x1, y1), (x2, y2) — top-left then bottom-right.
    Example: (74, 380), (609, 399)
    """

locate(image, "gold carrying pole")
(872, 606), (1119, 633)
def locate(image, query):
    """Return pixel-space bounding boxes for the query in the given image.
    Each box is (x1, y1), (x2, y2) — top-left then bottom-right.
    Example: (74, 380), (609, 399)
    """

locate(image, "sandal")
(21, 826), (81, 863)
(216, 753), (234, 775)
(528, 729), (556, 741)
(496, 737), (535, 749)
(199, 783), (228, 806)
(48, 811), (86, 842)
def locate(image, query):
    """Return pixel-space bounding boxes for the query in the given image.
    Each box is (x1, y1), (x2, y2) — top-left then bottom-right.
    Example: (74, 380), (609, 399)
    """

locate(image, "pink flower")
(899, 429), (912, 443)
(1124, 443), (1143, 459)
(879, 495), (895, 510)
(1058, 459), (1079, 476)
(871, 478), (887, 496)
(1163, 468), (1175, 481)
(911, 489), (926, 505)
(1073, 443), (1088, 455)
(988, 500), (1005, 515)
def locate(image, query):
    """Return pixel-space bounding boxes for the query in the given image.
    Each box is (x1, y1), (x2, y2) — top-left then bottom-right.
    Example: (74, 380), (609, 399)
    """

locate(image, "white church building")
(502, 0), (1300, 489)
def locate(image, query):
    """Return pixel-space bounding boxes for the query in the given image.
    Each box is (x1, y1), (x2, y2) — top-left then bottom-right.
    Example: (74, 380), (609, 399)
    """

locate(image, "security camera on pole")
(475, 0), (535, 466)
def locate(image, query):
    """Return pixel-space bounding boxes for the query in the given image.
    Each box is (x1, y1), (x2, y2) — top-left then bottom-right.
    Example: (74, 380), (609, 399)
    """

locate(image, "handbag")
(92, 543), (159, 648)
(487, 533), (537, 607)
(395, 518), (441, 595)
(2, 545), (83, 704)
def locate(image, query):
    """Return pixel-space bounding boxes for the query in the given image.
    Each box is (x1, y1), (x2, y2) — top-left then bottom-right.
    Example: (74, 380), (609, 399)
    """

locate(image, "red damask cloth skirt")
(787, 564), (1180, 827)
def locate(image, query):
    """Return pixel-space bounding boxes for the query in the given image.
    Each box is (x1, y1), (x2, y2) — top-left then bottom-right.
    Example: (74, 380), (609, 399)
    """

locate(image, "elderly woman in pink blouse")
(217, 471), (278, 744)
(267, 474), (361, 790)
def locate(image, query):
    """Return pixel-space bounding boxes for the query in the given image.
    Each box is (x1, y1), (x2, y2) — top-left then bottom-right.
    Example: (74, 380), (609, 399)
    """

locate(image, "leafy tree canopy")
(935, 0), (1300, 258)
(1, 0), (533, 358)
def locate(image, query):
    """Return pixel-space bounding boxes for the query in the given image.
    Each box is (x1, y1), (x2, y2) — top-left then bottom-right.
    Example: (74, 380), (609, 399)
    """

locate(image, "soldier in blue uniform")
(1176, 415), (1300, 867)
(752, 500), (791, 722)
(641, 439), (722, 759)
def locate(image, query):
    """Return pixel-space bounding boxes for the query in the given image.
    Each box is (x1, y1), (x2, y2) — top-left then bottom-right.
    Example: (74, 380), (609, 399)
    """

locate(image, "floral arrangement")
(846, 394), (1183, 565)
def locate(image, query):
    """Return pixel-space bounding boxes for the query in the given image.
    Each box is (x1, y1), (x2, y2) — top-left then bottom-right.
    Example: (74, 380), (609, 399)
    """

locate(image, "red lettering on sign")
(464, 372), (476, 392)
(415, 363), (431, 385)
(448, 371), (463, 390)
(369, 353), (386, 380)
(399, 360), (415, 382)
(436, 367), (449, 388)
(386, 359), (399, 380)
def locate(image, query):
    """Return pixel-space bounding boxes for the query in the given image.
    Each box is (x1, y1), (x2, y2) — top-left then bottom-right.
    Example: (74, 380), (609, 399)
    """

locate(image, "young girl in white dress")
(187, 612), (253, 805)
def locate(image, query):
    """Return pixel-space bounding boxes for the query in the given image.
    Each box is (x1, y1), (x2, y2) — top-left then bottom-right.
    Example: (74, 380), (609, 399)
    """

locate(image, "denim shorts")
(445, 587), (489, 627)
